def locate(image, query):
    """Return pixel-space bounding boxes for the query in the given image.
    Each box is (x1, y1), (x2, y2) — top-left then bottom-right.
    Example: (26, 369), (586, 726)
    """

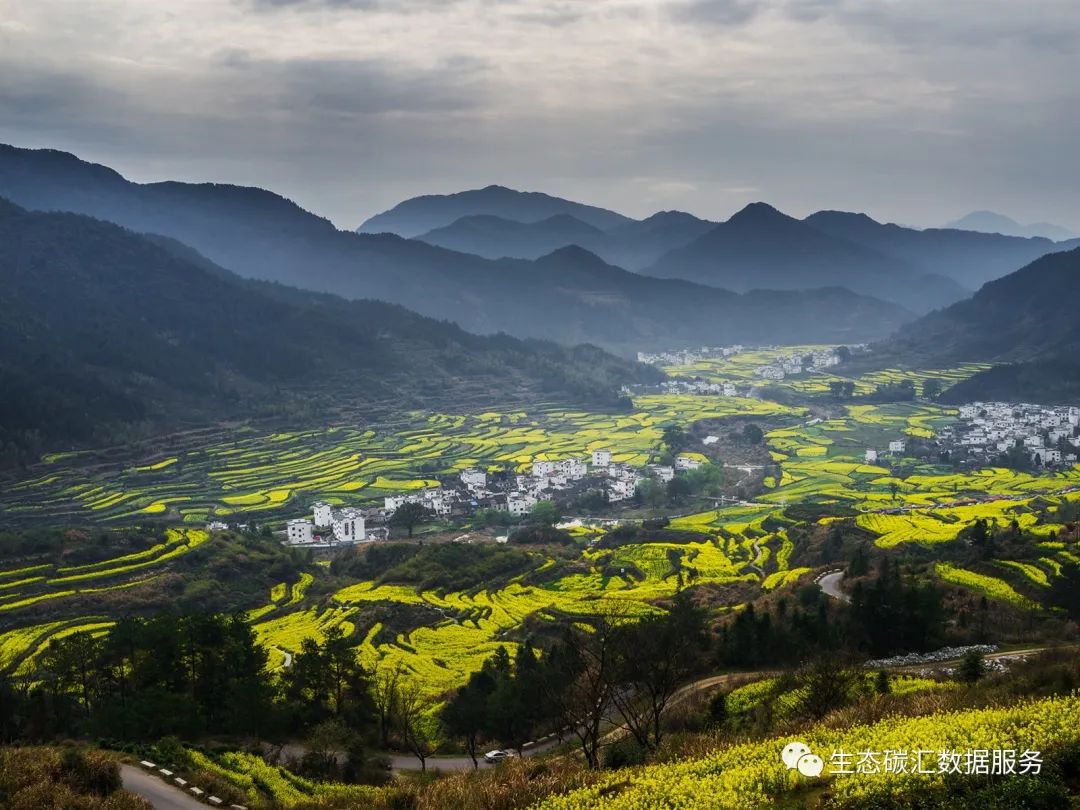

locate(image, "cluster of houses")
(941, 402), (1080, 467)
(754, 348), (843, 382)
(636, 345), (744, 366)
(864, 440), (908, 464)
(277, 447), (710, 547)
(656, 379), (743, 397)
(283, 502), (388, 548)
(452, 449), (703, 514)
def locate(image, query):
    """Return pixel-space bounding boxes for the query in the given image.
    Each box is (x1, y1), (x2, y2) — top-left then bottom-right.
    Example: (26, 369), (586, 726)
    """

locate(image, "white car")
(484, 749), (514, 764)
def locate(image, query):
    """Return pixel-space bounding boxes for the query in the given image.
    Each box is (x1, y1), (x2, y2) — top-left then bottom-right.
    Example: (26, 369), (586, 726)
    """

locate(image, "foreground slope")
(0, 199), (659, 460)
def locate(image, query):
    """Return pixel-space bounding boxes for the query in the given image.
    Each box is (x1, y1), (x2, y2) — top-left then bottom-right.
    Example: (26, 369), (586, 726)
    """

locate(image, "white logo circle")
(781, 741), (811, 769)
(796, 753), (825, 777)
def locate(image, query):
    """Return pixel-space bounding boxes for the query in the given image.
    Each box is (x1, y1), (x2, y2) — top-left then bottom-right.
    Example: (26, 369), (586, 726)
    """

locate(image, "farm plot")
(0, 396), (801, 525)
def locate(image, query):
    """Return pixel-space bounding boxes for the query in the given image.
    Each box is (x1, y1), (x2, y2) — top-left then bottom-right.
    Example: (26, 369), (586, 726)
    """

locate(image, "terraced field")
(0, 397), (795, 525)
(4, 359), (1080, 701)
(664, 347), (991, 398)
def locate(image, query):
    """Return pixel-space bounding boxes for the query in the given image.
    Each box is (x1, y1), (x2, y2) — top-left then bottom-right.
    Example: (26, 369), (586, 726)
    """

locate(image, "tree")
(828, 380), (855, 398)
(666, 475), (692, 506)
(1049, 562), (1080, 619)
(922, 378), (943, 399)
(662, 424), (688, 453)
(371, 664), (402, 749)
(958, 650), (986, 683)
(540, 614), (624, 769)
(442, 668), (495, 768)
(389, 502), (433, 538)
(529, 500), (561, 527)
(611, 593), (707, 750)
(396, 683), (439, 771)
(742, 423), (764, 445)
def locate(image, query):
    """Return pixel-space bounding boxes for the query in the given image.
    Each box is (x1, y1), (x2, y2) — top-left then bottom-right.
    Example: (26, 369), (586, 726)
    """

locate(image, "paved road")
(120, 765), (205, 810)
(817, 570), (851, 603)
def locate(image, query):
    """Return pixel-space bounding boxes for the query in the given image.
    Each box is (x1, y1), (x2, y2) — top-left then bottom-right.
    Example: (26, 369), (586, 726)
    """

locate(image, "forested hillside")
(882, 246), (1080, 402)
(0, 199), (661, 465)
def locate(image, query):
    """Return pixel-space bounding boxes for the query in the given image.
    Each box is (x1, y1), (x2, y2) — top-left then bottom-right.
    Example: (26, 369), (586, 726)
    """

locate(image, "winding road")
(120, 765), (206, 810)
(817, 569), (851, 603)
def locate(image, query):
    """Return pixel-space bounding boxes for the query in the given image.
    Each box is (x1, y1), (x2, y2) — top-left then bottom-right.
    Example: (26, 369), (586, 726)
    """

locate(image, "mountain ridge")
(0, 143), (913, 353)
(0, 198), (662, 464)
(358, 184), (634, 237)
(645, 202), (969, 313)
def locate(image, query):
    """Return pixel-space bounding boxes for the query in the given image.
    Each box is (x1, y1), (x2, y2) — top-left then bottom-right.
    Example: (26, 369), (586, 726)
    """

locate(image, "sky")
(1, 0), (1078, 230)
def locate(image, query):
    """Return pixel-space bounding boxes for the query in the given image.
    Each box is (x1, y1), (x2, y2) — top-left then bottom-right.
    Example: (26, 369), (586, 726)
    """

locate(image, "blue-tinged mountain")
(416, 213), (605, 260)
(0, 144), (912, 353)
(0, 198), (662, 465)
(593, 211), (717, 270)
(414, 209), (716, 270)
(881, 246), (1080, 403)
(945, 210), (1077, 241)
(358, 184), (634, 237)
(645, 203), (969, 313)
(805, 210), (1069, 290)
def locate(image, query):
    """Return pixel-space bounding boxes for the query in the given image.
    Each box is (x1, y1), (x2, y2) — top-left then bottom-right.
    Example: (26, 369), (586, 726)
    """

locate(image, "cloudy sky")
(1, 0), (1078, 229)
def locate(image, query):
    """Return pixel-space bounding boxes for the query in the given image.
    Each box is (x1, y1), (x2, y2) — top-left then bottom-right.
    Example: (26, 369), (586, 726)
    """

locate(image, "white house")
(384, 495), (409, 513)
(888, 440), (906, 454)
(675, 455), (703, 471)
(460, 468), (487, 490)
(312, 501), (333, 528)
(647, 464), (675, 482)
(286, 518), (314, 544)
(722, 383), (737, 397)
(532, 460), (556, 477)
(508, 493), (537, 517)
(331, 508), (366, 542)
(1037, 448), (1062, 465)
(864, 449), (878, 464)
(607, 479), (638, 502)
(556, 458), (588, 479)
(591, 450), (612, 468)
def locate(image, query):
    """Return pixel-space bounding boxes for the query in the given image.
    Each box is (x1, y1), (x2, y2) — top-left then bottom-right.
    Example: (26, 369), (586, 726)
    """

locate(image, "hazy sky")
(1, 0), (1078, 229)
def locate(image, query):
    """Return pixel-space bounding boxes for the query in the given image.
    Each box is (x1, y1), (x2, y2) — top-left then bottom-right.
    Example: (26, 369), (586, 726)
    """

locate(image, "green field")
(0, 396), (794, 524)
(3, 357), (1080, 701)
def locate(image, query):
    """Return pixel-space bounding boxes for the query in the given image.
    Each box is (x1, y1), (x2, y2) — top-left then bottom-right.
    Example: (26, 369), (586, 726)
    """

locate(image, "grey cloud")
(214, 51), (489, 116)
(668, 0), (765, 26)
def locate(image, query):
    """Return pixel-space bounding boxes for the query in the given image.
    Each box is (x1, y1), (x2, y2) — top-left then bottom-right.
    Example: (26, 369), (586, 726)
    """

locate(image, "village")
(276, 448), (708, 549)
(632, 344), (852, 396)
(939, 401), (1080, 467)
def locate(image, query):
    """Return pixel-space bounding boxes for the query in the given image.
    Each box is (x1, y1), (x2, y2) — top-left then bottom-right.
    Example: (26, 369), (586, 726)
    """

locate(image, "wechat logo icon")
(781, 741), (824, 777)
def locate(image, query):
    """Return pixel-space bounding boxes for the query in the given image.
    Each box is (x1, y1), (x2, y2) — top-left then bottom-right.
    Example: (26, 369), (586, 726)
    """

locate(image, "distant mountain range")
(0, 198), (662, 463)
(391, 185), (1074, 312)
(645, 203), (969, 314)
(881, 246), (1080, 403)
(945, 210), (1077, 241)
(358, 184), (634, 237)
(0, 144), (911, 353)
(417, 210), (716, 270)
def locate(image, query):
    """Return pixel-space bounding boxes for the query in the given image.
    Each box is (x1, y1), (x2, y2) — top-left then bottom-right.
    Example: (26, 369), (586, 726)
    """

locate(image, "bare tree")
(542, 610), (625, 769)
(371, 663), (401, 749)
(611, 594), (707, 751)
(396, 681), (439, 772)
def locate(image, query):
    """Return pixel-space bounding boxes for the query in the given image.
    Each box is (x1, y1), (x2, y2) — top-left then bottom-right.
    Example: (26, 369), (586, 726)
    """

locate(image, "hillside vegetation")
(0, 198), (661, 464)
